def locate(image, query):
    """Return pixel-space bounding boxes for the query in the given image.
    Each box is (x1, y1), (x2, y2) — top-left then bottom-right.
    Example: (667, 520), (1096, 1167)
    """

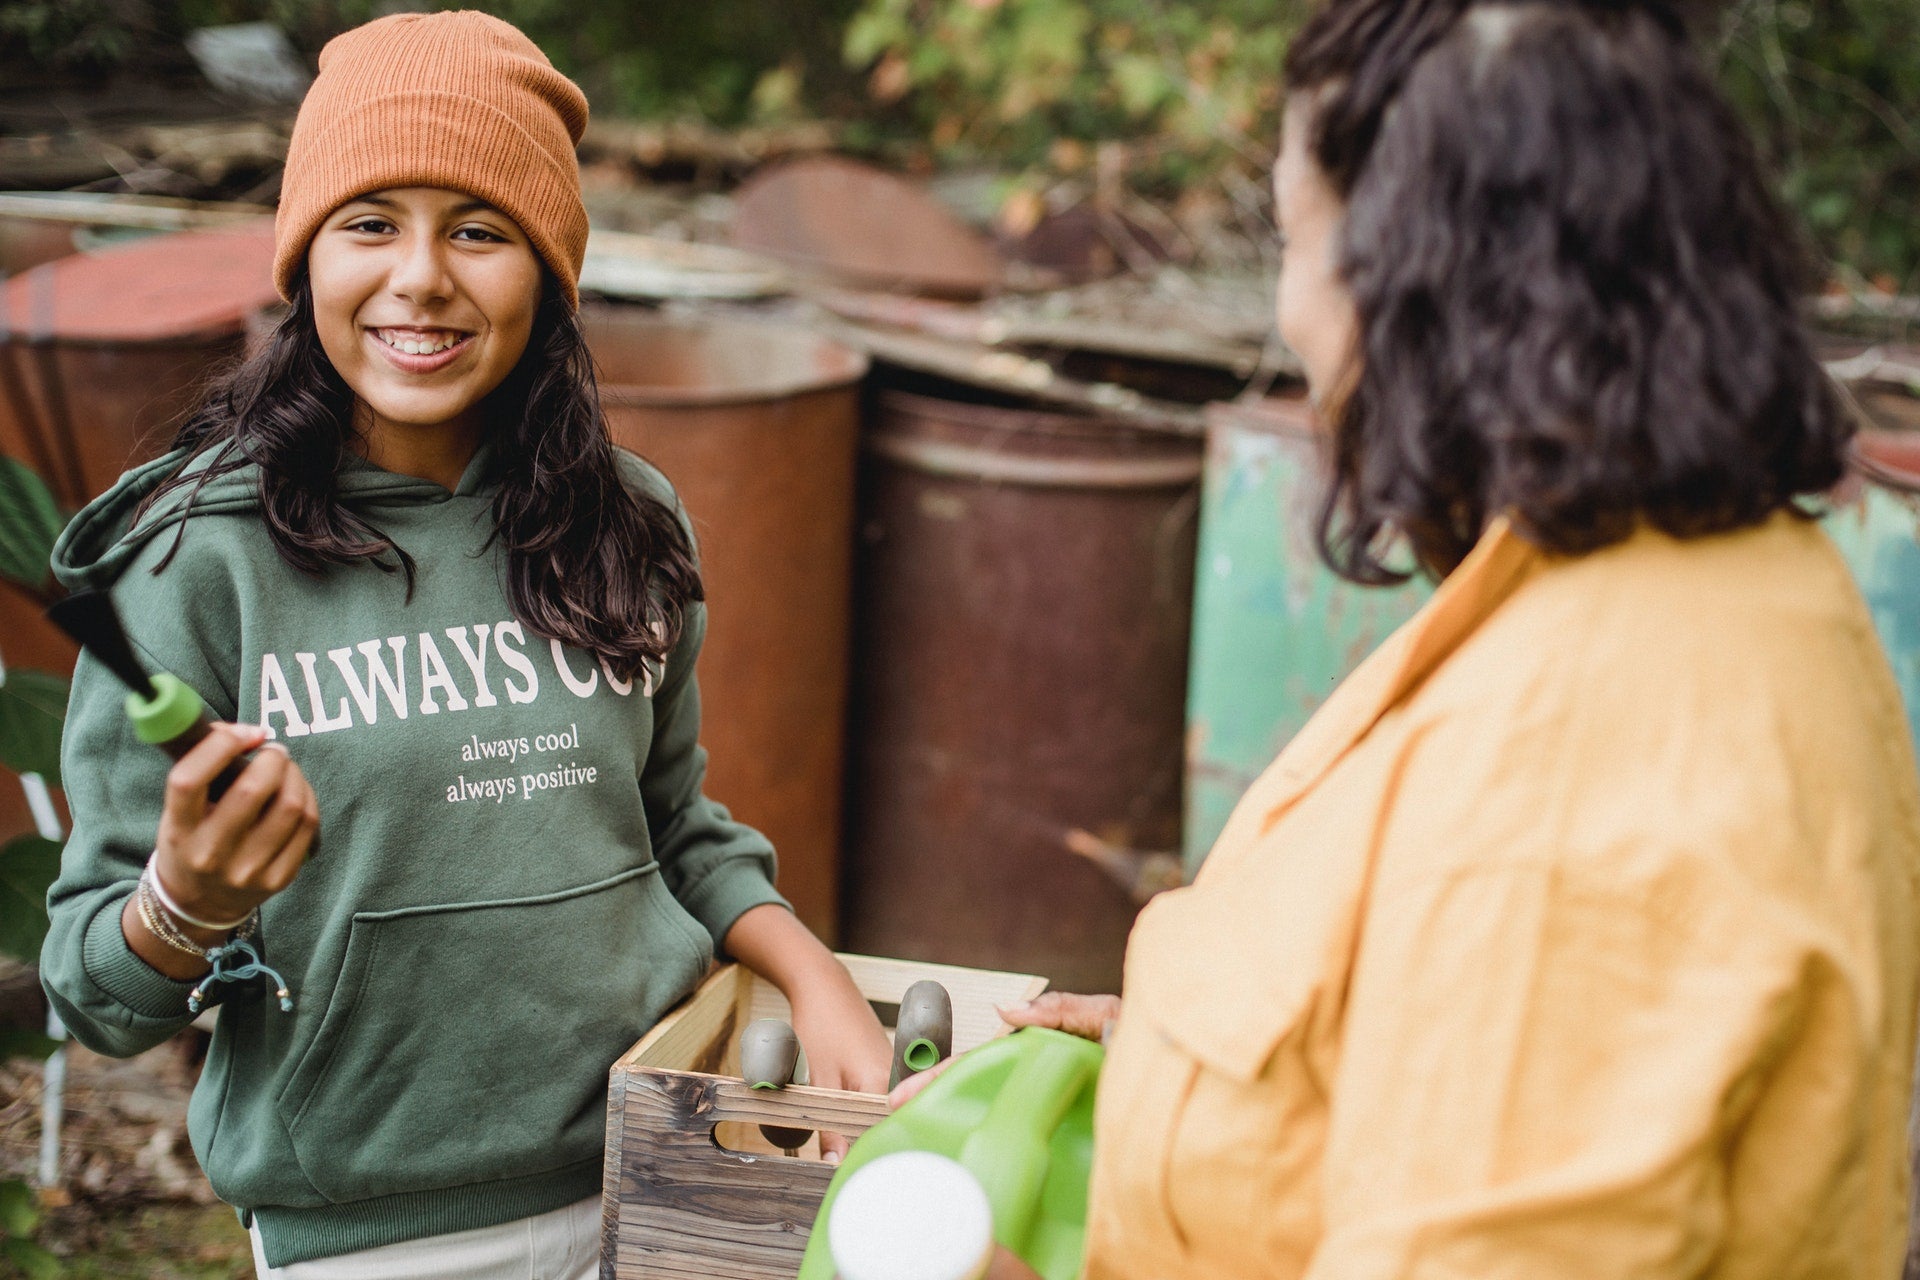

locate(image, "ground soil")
(0, 1033), (253, 1278)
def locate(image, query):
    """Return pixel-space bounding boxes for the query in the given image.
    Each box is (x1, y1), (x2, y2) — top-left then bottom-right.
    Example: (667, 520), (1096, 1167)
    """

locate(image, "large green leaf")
(0, 457), (64, 595)
(0, 1236), (59, 1278)
(0, 836), (60, 966)
(0, 1027), (59, 1062)
(0, 1177), (37, 1238)
(0, 672), (65, 788)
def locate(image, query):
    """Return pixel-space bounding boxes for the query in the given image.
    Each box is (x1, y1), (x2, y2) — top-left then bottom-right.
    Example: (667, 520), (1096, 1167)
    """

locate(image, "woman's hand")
(722, 905), (892, 1160)
(125, 723), (319, 978)
(984, 1246), (1044, 1280)
(1000, 991), (1123, 1042)
(888, 991), (1124, 1110)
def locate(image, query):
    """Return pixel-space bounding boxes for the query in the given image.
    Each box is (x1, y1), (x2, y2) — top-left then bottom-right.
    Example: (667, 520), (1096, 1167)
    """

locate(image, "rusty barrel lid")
(1, 220), (278, 345)
(730, 156), (1005, 301)
(869, 390), (1203, 491)
(1855, 431), (1920, 494)
(585, 306), (868, 409)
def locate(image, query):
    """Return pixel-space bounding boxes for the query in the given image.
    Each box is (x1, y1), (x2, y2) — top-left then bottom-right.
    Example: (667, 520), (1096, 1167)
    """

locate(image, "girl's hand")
(788, 978), (892, 1160)
(155, 722), (319, 925)
(721, 905), (892, 1161)
(889, 991), (1123, 1110)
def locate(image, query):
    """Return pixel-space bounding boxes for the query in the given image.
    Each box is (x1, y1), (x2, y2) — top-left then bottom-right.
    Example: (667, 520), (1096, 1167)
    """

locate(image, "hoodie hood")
(51, 442), (490, 594)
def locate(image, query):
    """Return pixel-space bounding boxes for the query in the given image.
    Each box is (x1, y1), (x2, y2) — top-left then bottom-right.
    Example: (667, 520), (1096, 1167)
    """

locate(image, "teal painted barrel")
(1184, 398), (1429, 872)
(1825, 433), (1920, 750)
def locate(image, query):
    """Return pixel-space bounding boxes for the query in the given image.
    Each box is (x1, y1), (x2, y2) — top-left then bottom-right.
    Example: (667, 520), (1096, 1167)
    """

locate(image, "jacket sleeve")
(640, 601), (789, 950)
(41, 513), (247, 1059)
(1303, 722), (1825, 1279)
(39, 639), (221, 1057)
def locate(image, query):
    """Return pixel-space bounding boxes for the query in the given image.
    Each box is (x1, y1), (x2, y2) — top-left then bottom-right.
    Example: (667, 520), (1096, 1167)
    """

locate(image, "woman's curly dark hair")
(141, 274), (702, 680)
(1285, 0), (1851, 582)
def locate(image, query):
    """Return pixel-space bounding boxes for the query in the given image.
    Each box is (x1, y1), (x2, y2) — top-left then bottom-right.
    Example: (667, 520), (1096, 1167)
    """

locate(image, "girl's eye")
(344, 218), (393, 235)
(453, 226), (506, 243)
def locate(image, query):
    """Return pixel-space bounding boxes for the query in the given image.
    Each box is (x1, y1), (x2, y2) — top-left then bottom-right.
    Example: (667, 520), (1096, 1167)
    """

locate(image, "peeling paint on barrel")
(1184, 397), (1429, 872)
(1825, 434), (1920, 750)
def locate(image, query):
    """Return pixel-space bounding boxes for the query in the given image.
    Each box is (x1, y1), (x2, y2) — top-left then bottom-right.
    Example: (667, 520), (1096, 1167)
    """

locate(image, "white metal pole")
(23, 768), (66, 1192)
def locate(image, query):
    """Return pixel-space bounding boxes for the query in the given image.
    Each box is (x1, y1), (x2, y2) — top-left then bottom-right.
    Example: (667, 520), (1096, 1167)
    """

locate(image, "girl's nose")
(386, 229), (454, 305)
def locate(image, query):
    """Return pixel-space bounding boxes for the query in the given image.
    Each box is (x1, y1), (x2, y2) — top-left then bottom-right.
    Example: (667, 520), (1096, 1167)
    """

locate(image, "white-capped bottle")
(828, 1151), (995, 1280)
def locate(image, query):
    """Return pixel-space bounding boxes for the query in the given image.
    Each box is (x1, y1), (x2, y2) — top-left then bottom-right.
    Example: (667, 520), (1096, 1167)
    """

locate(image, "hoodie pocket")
(276, 864), (711, 1203)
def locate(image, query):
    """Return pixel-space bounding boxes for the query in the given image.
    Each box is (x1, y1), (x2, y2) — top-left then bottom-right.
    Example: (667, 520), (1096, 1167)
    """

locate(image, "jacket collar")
(1247, 516), (1540, 840)
(1125, 519), (1542, 1081)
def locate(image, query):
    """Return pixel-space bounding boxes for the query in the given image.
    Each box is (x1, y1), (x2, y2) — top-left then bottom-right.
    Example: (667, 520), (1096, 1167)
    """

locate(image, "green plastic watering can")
(797, 1027), (1104, 1280)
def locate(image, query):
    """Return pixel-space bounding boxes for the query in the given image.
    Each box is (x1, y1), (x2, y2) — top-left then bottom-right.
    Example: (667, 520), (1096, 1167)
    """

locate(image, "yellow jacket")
(1084, 515), (1920, 1279)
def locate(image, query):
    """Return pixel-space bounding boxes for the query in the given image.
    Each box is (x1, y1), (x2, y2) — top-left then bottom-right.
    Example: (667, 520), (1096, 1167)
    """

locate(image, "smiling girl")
(40, 13), (890, 1277)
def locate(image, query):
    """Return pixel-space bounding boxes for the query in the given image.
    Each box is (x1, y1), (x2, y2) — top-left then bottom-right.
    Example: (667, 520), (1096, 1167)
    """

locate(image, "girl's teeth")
(381, 332), (460, 355)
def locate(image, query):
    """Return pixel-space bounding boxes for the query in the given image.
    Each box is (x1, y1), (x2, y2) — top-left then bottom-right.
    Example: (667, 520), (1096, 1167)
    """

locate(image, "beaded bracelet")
(136, 870), (257, 952)
(135, 876), (215, 960)
(142, 855), (254, 932)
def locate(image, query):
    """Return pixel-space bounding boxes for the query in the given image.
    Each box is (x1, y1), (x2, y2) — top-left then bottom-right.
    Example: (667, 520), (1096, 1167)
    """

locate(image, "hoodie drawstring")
(189, 938), (295, 1015)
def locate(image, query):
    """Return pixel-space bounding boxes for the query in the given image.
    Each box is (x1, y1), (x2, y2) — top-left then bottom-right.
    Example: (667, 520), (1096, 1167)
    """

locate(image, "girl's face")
(307, 186), (542, 443)
(1274, 96), (1361, 409)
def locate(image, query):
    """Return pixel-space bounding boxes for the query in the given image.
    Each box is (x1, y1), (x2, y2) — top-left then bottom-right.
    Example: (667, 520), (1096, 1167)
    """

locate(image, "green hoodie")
(41, 442), (787, 1266)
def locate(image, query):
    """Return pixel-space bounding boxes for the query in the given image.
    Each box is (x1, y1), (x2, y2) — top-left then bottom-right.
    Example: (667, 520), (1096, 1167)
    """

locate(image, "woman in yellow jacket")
(910, 0), (1920, 1275)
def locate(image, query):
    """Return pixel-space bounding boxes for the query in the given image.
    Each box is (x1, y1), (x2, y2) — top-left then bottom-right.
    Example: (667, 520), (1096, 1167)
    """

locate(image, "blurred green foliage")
(1712, 0), (1920, 290)
(0, 0), (138, 67)
(168, 0), (865, 124)
(5, 0), (1917, 284)
(0, 1179), (59, 1280)
(838, 0), (1920, 287)
(843, 0), (1301, 191)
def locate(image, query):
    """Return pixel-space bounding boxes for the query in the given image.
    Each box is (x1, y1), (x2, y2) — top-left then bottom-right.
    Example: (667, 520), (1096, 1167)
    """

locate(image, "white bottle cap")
(828, 1151), (995, 1280)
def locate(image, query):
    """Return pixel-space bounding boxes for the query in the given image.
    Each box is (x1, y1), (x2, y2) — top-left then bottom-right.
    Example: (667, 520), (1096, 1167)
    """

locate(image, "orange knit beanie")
(273, 10), (590, 308)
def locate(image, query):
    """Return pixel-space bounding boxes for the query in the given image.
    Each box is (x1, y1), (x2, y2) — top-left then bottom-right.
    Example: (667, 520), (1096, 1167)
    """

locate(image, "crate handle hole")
(711, 1121), (822, 1162)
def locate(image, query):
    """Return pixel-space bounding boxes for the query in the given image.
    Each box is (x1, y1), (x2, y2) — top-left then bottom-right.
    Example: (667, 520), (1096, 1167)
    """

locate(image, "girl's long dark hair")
(145, 275), (702, 679)
(1285, 0), (1851, 582)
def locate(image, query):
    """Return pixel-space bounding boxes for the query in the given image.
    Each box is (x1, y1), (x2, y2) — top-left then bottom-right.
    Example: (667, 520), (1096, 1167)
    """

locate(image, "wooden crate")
(602, 953), (1047, 1279)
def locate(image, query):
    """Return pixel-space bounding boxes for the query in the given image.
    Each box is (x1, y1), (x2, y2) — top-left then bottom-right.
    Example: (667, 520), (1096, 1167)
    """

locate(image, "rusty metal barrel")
(1, 225), (277, 849)
(842, 390), (1203, 993)
(583, 308), (867, 941)
(0, 223), (278, 510)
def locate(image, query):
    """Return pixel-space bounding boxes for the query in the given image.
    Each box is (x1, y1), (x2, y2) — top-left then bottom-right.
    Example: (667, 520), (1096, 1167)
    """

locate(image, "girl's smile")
(365, 325), (476, 373)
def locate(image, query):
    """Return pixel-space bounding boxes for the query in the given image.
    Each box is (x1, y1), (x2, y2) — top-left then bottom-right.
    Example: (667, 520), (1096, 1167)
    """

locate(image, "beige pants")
(249, 1195), (599, 1280)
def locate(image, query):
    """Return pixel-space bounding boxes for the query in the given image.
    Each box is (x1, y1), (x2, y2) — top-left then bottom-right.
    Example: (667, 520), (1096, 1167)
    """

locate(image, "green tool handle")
(129, 673), (255, 803)
(958, 1038), (1098, 1252)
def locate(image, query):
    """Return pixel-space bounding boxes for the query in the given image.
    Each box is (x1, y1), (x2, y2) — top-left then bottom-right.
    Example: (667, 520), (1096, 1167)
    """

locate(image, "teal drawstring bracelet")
(135, 861), (295, 1016)
(189, 938), (294, 1015)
